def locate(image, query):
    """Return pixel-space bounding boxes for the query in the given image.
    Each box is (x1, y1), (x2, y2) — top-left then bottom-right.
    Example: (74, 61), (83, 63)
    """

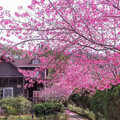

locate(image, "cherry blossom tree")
(55, 52), (120, 94)
(33, 85), (70, 103)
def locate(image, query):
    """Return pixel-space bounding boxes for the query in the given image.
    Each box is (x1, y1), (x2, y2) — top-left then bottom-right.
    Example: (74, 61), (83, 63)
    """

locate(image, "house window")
(32, 59), (40, 64)
(35, 71), (39, 78)
(3, 87), (13, 98)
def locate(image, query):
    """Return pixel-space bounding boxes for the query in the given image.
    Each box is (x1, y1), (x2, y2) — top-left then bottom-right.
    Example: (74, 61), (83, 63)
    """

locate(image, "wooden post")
(23, 77), (25, 96)
(8, 77), (9, 84)
(32, 114), (34, 120)
(0, 106), (1, 116)
(17, 78), (18, 86)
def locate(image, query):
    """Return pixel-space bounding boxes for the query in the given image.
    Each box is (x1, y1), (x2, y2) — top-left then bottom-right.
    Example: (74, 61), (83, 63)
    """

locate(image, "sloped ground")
(65, 110), (89, 120)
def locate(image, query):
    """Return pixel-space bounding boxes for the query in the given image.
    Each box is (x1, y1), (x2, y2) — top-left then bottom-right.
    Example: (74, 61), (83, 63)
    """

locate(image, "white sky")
(0, 0), (31, 12)
(0, 0), (32, 47)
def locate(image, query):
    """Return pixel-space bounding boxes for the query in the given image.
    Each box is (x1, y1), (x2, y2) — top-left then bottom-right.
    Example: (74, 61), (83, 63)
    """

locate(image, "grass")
(0, 118), (7, 120)
(68, 104), (95, 120)
(0, 115), (39, 120)
(0, 113), (68, 120)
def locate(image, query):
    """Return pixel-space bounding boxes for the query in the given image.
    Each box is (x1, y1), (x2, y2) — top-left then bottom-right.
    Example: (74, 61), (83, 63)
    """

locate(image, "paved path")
(65, 110), (89, 120)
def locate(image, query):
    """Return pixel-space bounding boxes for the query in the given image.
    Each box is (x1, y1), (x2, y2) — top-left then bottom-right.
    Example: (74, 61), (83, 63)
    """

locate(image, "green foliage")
(16, 95), (32, 114)
(5, 115), (38, 120)
(0, 118), (7, 120)
(69, 88), (91, 109)
(0, 95), (32, 115)
(62, 99), (68, 107)
(90, 85), (120, 120)
(68, 104), (95, 120)
(34, 102), (65, 117)
(0, 97), (15, 107)
(6, 106), (17, 115)
(35, 113), (68, 120)
(3, 113), (68, 120)
(90, 90), (108, 119)
(69, 86), (120, 119)
(0, 44), (24, 56)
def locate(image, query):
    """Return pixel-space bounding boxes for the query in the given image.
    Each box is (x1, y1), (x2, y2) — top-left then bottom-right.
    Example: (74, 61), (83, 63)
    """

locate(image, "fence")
(33, 91), (44, 103)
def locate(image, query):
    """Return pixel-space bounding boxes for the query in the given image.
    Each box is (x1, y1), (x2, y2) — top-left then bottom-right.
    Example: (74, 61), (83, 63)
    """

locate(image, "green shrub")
(0, 95), (32, 115)
(69, 88), (91, 110)
(68, 85), (120, 120)
(16, 95), (32, 114)
(62, 99), (68, 107)
(6, 106), (17, 115)
(90, 90), (108, 119)
(0, 97), (16, 108)
(90, 85), (120, 120)
(34, 102), (65, 117)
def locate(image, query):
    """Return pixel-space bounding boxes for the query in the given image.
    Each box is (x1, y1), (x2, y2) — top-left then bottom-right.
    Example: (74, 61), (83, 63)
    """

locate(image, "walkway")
(65, 110), (89, 120)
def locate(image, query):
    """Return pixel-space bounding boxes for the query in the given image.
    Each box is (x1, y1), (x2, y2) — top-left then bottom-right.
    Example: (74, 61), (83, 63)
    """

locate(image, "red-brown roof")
(0, 55), (47, 68)
(14, 59), (46, 68)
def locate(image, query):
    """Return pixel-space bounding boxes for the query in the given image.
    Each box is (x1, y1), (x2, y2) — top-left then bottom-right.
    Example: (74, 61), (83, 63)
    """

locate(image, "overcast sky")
(0, 0), (31, 12)
(0, 0), (32, 46)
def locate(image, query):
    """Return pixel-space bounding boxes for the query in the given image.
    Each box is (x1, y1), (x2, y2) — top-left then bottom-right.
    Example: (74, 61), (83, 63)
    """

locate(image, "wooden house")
(0, 56), (49, 101)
